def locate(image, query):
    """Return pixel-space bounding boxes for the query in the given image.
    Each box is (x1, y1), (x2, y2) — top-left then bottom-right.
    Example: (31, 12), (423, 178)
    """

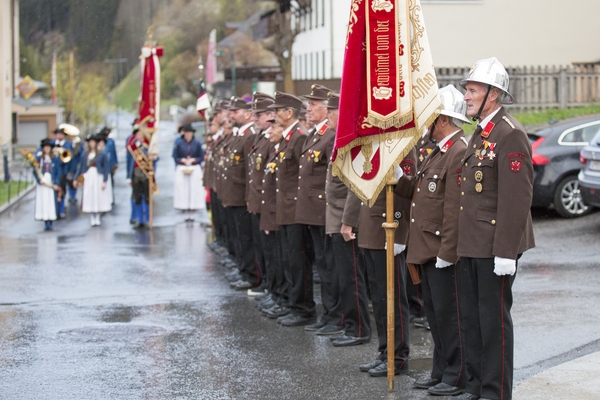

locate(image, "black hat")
(326, 92), (340, 109)
(228, 97), (252, 111)
(40, 138), (54, 148)
(86, 134), (98, 142)
(214, 100), (230, 112)
(96, 134), (107, 143)
(252, 92), (275, 113)
(268, 92), (304, 111)
(303, 84), (334, 101)
(53, 127), (65, 135)
(180, 124), (196, 133)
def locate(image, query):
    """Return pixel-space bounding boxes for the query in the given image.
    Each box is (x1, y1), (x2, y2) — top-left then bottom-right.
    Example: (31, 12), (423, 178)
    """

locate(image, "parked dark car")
(528, 115), (600, 217)
(578, 130), (600, 208)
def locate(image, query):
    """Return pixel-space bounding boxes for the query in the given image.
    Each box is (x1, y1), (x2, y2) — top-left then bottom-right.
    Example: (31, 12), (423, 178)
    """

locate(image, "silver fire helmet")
(438, 85), (471, 124)
(459, 57), (515, 104)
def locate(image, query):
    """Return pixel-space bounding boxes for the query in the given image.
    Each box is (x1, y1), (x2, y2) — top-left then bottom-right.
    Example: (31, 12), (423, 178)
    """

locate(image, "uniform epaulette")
(317, 124), (328, 136)
(502, 116), (515, 129)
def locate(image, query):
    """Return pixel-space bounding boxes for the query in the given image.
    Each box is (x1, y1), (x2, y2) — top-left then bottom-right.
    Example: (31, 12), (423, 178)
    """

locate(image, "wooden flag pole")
(383, 178), (399, 392)
(148, 170), (154, 229)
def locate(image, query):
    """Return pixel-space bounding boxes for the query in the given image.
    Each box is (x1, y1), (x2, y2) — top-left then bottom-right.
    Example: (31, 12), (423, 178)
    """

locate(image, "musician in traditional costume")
(173, 124), (205, 221)
(34, 139), (61, 230)
(127, 129), (153, 229)
(73, 135), (112, 226)
(51, 127), (74, 218)
(126, 125), (137, 224)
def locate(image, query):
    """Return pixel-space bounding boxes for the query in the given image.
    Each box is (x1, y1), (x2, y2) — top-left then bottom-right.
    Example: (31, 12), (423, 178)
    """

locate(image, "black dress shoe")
(329, 333), (346, 341)
(316, 324), (344, 336)
(412, 316), (428, 328)
(266, 306), (290, 319)
(368, 362), (408, 377)
(451, 393), (479, 400)
(304, 317), (327, 331)
(280, 314), (317, 327)
(359, 359), (384, 372)
(428, 382), (464, 396)
(413, 378), (440, 389)
(331, 335), (370, 347)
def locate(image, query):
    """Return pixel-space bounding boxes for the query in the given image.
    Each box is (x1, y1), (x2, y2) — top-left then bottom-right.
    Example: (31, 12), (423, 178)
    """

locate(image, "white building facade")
(292, 0), (600, 81)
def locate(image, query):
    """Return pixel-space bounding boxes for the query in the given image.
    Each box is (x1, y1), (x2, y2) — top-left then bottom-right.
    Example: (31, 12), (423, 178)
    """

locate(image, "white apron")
(173, 165), (205, 210)
(34, 172), (57, 221)
(81, 167), (113, 213)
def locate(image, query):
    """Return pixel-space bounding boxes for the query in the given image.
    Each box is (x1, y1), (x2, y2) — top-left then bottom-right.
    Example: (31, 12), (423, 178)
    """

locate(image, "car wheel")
(553, 175), (592, 218)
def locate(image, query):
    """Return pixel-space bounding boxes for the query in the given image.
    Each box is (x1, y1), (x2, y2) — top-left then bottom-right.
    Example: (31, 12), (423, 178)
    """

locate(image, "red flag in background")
(138, 44), (163, 155)
(205, 29), (217, 86)
(196, 80), (210, 120)
(333, 0), (441, 206)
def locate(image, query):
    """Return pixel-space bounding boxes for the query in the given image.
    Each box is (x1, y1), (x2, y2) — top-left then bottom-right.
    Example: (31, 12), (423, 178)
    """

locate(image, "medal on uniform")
(474, 171), (483, 182)
(313, 150), (321, 163)
(475, 182), (483, 192)
(230, 153), (235, 160)
(234, 155), (240, 164)
(256, 156), (262, 171)
(428, 182), (437, 192)
(279, 152), (285, 162)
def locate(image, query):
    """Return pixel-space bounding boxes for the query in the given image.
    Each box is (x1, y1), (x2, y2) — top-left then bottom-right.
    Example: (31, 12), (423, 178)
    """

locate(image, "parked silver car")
(578, 130), (600, 208)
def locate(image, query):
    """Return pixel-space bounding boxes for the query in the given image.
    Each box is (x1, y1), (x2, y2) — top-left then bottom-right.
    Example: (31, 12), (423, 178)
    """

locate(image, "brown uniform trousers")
(296, 124), (336, 323)
(260, 146), (286, 303)
(457, 108), (535, 400)
(246, 131), (271, 285)
(358, 148), (416, 369)
(275, 122), (314, 317)
(325, 161), (370, 338)
(221, 126), (261, 286)
(403, 131), (468, 389)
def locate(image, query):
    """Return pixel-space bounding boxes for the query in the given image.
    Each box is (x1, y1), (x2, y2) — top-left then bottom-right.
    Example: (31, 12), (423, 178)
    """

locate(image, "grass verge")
(0, 181), (34, 207)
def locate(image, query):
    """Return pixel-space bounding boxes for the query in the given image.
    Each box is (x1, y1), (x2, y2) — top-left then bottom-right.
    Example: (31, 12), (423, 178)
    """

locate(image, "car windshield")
(592, 130), (600, 146)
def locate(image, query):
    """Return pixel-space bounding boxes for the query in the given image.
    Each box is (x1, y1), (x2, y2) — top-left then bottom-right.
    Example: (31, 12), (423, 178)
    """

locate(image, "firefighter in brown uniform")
(456, 57), (535, 400)
(207, 101), (233, 256)
(246, 92), (276, 295)
(407, 130), (437, 328)
(293, 84), (339, 334)
(220, 98), (260, 290)
(357, 148), (417, 377)
(402, 85), (470, 397)
(265, 92), (314, 326)
(323, 92), (371, 347)
(256, 120), (289, 314)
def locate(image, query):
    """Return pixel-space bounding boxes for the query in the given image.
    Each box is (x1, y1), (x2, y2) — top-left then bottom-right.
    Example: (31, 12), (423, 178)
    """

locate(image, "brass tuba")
(55, 123), (80, 163)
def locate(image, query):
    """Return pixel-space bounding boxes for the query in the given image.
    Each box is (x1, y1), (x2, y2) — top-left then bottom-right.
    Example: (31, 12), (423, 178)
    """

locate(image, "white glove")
(435, 257), (453, 269)
(494, 257), (516, 276)
(384, 243), (406, 255)
(393, 165), (404, 180)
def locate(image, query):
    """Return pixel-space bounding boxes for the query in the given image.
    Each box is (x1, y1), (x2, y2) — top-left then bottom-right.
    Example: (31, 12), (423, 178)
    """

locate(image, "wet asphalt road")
(0, 122), (599, 400)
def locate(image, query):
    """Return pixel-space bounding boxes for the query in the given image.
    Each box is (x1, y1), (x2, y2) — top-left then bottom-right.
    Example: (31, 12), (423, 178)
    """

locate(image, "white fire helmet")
(459, 57), (515, 104)
(438, 85), (471, 124)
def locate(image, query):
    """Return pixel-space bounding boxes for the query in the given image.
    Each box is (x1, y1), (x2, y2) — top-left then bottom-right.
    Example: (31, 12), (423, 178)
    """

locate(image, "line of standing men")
(203, 57), (534, 400)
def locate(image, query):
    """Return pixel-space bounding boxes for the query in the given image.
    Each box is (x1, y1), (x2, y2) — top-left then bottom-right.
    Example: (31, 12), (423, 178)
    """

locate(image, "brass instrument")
(60, 123), (82, 158)
(128, 143), (159, 194)
(53, 147), (73, 163)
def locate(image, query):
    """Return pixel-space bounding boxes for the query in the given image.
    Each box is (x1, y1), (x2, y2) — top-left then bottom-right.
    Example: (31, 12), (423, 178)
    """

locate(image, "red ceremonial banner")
(139, 46), (164, 133)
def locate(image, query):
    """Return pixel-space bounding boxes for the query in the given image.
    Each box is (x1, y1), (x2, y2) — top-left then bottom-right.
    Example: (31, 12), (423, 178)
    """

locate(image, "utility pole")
(104, 58), (128, 132)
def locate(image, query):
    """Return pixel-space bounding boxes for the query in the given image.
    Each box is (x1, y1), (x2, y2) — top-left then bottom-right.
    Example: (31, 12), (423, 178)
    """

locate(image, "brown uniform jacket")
(404, 131), (468, 265)
(357, 148), (417, 250)
(295, 123), (336, 226)
(416, 136), (437, 168)
(457, 107), (535, 259)
(220, 124), (254, 207)
(325, 161), (361, 235)
(214, 133), (234, 196)
(259, 144), (279, 231)
(202, 140), (215, 189)
(275, 121), (308, 225)
(246, 130), (270, 214)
